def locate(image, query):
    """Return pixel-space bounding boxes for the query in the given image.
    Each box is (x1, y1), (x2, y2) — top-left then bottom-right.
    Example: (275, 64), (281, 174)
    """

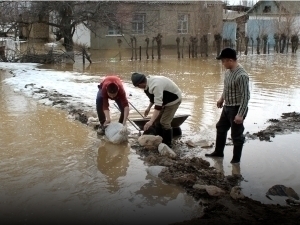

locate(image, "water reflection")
(0, 72), (201, 224)
(211, 157), (241, 177)
(97, 141), (130, 192)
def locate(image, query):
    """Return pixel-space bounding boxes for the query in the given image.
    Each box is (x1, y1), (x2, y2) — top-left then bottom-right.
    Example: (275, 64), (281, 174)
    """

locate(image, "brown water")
(1, 50), (300, 223)
(0, 70), (200, 224)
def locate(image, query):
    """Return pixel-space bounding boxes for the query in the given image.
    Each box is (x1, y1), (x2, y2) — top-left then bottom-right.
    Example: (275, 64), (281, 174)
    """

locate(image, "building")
(246, 0), (300, 46)
(222, 6), (249, 47)
(90, 1), (224, 50)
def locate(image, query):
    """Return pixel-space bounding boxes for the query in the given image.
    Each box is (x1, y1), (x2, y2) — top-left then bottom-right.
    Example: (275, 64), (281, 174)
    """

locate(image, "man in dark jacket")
(131, 72), (182, 148)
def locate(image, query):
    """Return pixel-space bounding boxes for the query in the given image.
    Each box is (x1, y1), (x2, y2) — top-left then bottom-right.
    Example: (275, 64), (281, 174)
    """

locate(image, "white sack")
(105, 122), (128, 144)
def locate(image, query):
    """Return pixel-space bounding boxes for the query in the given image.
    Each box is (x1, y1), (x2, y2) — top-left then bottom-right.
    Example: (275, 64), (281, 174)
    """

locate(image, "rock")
(266, 184), (299, 200)
(158, 143), (177, 158)
(205, 185), (225, 197)
(230, 186), (245, 200)
(186, 140), (196, 147)
(146, 166), (167, 178)
(193, 184), (207, 190)
(87, 116), (99, 127)
(200, 143), (214, 149)
(286, 198), (300, 205)
(193, 184), (225, 197)
(138, 135), (163, 150)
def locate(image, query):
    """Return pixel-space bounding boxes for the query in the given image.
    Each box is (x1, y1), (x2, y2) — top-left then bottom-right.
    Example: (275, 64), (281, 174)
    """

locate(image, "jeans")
(216, 105), (247, 147)
(96, 89), (124, 125)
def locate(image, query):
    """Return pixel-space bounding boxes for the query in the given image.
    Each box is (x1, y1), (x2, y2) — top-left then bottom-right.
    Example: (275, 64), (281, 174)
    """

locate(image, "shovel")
(113, 103), (142, 135)
(129, 101), (145, 119)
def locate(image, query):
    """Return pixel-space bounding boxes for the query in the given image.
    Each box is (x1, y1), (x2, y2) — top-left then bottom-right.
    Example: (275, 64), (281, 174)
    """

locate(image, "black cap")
(131, 73), (146, 87)
(216, 48), (237, 60)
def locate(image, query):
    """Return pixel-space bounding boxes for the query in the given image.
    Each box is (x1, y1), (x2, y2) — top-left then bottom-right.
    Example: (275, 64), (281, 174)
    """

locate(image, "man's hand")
(144, 121), (153, 131)
(144, 108), (150, 117)
(217, 98), (224, 108)
(103, 119), (111, 127)
(234, 115), (244, 124)
(120, 124), (129, 135)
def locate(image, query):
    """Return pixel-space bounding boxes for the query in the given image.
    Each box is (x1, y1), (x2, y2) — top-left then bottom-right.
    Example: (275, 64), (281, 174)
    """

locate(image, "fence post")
(139, 46), (141, 60)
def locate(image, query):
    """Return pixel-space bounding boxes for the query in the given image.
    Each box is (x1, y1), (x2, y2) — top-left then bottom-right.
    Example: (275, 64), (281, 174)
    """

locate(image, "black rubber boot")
(162, 129), (173, 148)
(155, 123), (163, 137)
(230, 145), (243, 164)
(205, 133), (227, 157)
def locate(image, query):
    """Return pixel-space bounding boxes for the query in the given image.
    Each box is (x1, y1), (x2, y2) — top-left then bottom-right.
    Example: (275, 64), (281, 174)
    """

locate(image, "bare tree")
(0, 1), (155, 62)
(272, 2), (300, 54)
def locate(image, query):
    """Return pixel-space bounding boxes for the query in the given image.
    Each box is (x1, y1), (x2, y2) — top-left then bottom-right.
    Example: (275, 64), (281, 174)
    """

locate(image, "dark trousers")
(215, 106), (247, 152)
(96, 89), (124, 125)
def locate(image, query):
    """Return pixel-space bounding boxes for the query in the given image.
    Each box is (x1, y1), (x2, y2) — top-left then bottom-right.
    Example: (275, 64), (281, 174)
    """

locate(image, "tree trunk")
(214, 33), (222, 56)
(152, 37), (155, 60)
(256, 37), (260, 54)
(176, 37), (180, 59)
(134, 37), (137, 60)
(145, 37), (149, 59)
(244, 37), (249, 55)
(131, 37), (134, 60)
(182, 37), (185, 58)
(156, 33), (162, 60)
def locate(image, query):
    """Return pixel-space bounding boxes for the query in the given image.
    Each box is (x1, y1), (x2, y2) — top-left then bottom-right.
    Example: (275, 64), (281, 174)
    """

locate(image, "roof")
(132, 0), (222, 4)
(225, 5), (251, 12)
(223, 10), (247, 20)
(247, 0), (300, 14)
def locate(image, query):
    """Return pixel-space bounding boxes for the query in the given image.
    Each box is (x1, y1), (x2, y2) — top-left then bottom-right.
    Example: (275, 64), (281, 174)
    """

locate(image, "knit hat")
(131, 73), (146, 87)
(216, 48), (237, 60)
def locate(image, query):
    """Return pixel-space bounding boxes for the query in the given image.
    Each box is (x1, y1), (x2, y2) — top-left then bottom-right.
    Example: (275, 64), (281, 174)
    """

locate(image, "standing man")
(205, 48), (250, 164)
(131, 73), (182, 148)
(96, 75), (129, 134)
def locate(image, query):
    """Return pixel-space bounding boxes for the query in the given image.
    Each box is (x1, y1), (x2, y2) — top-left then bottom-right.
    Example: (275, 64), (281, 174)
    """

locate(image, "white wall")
(73, 23), (91, 48)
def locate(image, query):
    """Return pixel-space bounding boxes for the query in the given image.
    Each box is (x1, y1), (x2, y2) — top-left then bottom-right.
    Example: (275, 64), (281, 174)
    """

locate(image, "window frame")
(177, 13), (189, 34)
(107, 24), (122, 36)
(263, 6), (271, 13)
(132, 13), (146, 35)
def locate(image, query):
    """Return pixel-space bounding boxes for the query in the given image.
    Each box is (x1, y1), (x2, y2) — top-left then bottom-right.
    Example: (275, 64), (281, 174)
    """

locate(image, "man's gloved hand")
(120, 125), (129, 135)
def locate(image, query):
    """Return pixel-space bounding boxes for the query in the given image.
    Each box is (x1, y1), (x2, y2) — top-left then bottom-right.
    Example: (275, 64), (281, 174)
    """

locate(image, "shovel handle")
(129, 101), (145, 119)
(113, 103), (142, 133)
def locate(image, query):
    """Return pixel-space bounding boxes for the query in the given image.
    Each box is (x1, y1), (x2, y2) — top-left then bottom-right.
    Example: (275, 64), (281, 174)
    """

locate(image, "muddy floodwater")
(1, 48), (300, 224)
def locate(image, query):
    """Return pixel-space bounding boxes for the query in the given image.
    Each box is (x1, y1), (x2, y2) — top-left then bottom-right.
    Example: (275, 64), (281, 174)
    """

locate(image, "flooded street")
(1, 50), (300, 223)
(0, 71), (200, 224)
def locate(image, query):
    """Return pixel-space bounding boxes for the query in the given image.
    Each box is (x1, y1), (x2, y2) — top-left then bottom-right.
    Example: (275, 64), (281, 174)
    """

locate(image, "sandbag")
(105, 122), (129, 144)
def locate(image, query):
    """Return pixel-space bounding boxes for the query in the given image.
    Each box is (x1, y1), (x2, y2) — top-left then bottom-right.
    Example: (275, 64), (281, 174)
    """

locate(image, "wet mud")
(130, 112), (300, 225)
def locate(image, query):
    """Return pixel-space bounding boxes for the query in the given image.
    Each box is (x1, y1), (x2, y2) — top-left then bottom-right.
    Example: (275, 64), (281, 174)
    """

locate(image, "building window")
(108, 25), (121, 36)
(178, 14), (188, 34)
(263, 6), (271, 13)
(132, 14), (146, 34)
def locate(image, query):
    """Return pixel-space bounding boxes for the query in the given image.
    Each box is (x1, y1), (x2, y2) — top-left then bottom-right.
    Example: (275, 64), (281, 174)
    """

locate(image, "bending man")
(96, 75), (129, 134)
(131, 72), (182, 148)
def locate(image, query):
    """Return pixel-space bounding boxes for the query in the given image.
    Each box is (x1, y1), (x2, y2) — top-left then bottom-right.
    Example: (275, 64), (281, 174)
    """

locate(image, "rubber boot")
(162, 129), (173, 148)
(155, 123), (163, 137)
(230, 145), (243, 164)
(205, 132), (227, 157)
